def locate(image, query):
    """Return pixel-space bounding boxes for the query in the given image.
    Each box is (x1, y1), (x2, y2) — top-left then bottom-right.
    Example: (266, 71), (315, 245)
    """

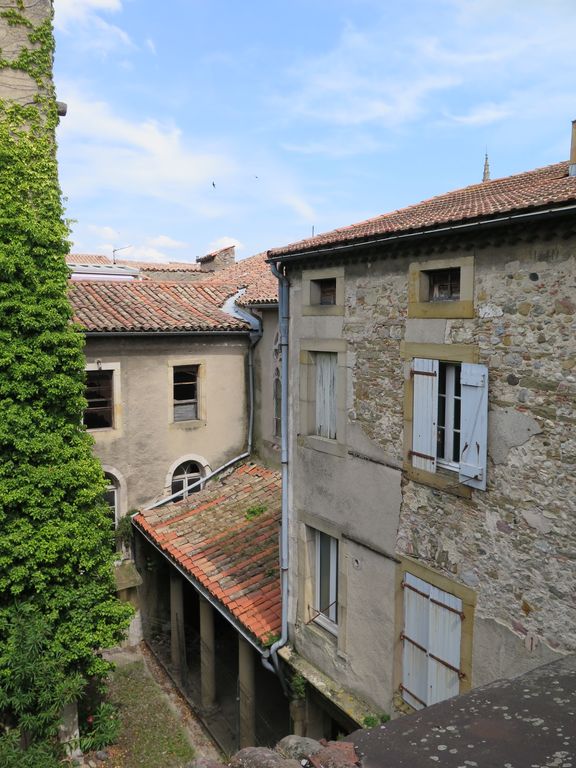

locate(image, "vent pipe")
(570, 120), (576, 177)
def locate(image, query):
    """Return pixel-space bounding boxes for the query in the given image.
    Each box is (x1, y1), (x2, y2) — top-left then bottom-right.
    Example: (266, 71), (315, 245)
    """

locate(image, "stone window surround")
(85, 360), (122, 438)
(401, 341), (480, 498)
(302, 266), (345, 316)
(297, 511), (348, 656)
(167, 357), (206, 428)
(408, 255), (474, 319)
(394, 555), (476, 713)
(164, 453), (211, 496)
(299, 338), (347, 458)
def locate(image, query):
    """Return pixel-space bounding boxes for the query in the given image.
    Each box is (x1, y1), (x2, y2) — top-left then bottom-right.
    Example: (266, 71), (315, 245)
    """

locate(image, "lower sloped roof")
(133, 462), (281, 646)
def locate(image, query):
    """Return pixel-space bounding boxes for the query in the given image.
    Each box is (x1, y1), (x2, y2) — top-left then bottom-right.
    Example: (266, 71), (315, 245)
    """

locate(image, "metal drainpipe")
(261, 261), (289, 690)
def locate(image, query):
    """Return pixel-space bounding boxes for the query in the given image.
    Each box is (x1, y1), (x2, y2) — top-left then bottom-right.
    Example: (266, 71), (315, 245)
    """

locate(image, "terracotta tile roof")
(66, 254), (112, 266)
(203, 252), (278, 305)
(67, 253), (203, 272)
(133, 463), (281, 645)
(269, 161), (576, 257)
(69, 280), (250, 333)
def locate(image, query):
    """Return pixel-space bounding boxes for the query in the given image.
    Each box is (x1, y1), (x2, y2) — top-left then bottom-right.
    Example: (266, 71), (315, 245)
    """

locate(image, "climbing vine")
(0, 3), (132, 761)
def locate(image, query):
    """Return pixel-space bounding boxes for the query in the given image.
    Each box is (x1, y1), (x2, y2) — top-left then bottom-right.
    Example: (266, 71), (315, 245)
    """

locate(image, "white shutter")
(315, 352), (337, 439)
(428, 586), (462, 705)
(411, 358), (439, 473)
(459, 363), (488, 490)
(403, 573), (430, 710)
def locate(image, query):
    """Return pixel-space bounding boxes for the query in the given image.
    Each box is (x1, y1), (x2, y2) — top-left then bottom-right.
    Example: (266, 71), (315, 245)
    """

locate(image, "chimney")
(570, 120), (576, 177)
(196, 245), (236, 272)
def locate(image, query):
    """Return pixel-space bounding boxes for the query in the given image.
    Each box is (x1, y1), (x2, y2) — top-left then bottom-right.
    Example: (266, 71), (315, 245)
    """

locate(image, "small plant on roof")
(290, 673), (307, 701)
(262, 631), (280, 648)
(245, 504), (267, 521)
(362, 711), (390, 728)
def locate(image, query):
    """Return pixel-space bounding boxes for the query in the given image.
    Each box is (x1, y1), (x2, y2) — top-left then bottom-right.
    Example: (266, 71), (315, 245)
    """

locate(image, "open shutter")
(411, 358), (439, 474)
(459, 363), (488, 490)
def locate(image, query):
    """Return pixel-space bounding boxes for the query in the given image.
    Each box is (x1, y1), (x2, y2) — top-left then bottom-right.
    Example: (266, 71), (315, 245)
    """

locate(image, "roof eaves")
(267, 201), (576, 264)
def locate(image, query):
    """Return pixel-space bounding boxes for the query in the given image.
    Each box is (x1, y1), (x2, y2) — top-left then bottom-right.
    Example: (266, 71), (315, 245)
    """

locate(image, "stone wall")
(342, 237), (575, 665)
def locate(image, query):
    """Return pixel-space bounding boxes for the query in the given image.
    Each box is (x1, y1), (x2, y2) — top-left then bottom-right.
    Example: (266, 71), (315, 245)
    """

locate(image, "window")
(104, 473), (119, 523)
(302, 267), (344, 316)
(410, 357), (488, 490)
(314, 352), (337, 439)
(408, 256), (473, 319)
(311, 277), (337, 306)
(425, 268), (460, 302)
(314, 530), (338, 629)
(173, 365), (198, 422)
(401, 572), (463, 710)
(273, 373), (282, 439)
(171, 461), (202, 499)
(84, 370), (113, 429)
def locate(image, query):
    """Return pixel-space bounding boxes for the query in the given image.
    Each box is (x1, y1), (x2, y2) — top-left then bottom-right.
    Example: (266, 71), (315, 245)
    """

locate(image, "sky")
(52, 0), (576, 263)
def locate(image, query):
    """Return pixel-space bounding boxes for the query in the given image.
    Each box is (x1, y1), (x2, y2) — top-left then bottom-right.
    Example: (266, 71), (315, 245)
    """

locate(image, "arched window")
(104, 472), (119, 526)
(273, 329), (282, 440)
(171, 461), (202, 499)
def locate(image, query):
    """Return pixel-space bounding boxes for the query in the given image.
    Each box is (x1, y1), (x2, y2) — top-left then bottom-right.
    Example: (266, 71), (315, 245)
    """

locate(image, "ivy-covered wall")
(0, 0), (131, 756)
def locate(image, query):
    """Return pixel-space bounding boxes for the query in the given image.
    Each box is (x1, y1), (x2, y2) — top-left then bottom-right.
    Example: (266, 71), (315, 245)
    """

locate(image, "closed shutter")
(411, 358), (439, 473)
(428, 586), (462, 705)
(459, 363), (488, 490)
(403, 573), (463, 709)
(403, 573), (430, 709)
(315, 352), (337, 439)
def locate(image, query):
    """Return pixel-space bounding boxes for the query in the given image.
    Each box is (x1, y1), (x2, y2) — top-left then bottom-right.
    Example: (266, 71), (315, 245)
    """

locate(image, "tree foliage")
(0, 2), (132, 756)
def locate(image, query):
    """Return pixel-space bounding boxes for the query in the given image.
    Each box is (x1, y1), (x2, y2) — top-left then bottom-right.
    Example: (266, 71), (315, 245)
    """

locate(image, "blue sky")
(53, 0), (576, 263)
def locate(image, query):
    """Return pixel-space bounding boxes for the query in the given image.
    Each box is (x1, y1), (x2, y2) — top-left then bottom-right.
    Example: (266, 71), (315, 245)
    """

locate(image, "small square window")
(311, 278), (337, 306)
(84, 370), (113, 429)
(423, 268), (461, 302)
(173, 365), (199, 422)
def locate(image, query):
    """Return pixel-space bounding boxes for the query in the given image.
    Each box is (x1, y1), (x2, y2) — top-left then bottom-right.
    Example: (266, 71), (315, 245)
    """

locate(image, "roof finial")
(482, 151), (491, 182)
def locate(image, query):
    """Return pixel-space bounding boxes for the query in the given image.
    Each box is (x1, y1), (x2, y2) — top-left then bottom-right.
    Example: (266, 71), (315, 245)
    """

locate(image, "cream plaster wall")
(84, 335), (249, 513)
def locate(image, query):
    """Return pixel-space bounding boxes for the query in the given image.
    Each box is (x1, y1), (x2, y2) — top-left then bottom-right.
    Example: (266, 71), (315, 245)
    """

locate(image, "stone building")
(267, 150), (576, 734)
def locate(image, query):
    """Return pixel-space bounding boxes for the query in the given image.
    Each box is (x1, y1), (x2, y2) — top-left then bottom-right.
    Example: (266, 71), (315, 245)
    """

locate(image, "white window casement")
(171, 460), (203, 499)
(401, 572), (464, 710)
(411, 358), (488, 490)
(314, 351), (337, 439)
(314, 530), (339, 632)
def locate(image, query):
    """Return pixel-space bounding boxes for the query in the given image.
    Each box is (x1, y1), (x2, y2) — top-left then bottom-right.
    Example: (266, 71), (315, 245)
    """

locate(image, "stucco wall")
(84, 335), (249, 512)
(252, 308), (281, 467)
(287, 235), (575, 714)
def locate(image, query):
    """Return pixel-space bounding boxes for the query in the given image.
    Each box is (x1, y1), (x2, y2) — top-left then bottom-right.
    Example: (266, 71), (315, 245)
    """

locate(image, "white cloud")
(145, 38), (157, 55)
(282, 134), (383, 157)
(57, 86), (237, 208)
(446, 103), (512, 127)
(206, 236), (244, 254)
(148, 235), (188, 249)
(280, 193), (316, 222)
(87, 224), (119, 240)
(53, 0), (133, 55)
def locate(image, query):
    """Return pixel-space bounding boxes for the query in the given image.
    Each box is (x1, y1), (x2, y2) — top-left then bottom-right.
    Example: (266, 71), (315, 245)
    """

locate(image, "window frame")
(314, 529), (339, 634)
(299, 339), (347, 457)
(171, 460), (204, 499)
(84, 362), (121, 434)
(168, 359), (205, 427)
(396, 557), (475, 713)
(401, 343), (487, 495)
(408, 256), (474, 319)
(173, 364), (199, 422)
(302, 267), (345, 316)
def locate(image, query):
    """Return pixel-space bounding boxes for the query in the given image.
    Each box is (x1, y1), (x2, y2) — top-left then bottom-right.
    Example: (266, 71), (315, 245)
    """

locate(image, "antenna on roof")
(482, 151), (491, 183)
(112, 245), (132, 264)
